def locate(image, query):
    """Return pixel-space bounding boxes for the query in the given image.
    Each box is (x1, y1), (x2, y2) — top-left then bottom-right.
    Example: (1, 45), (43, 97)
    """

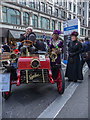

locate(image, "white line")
(37, 66), (88, 119)
(61, 62), (66, 67)
(37, 82), (78, 119)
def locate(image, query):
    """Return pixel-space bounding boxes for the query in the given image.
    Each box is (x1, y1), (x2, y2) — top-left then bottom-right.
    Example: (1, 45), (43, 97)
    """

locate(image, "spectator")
(81, 37), (90, 69)
(2, 43), (10, 52)
(65, 31), (83, 82)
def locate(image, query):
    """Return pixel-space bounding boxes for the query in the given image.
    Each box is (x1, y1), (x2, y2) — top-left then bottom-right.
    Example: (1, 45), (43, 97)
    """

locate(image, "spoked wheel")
(57, 69), (65, 94)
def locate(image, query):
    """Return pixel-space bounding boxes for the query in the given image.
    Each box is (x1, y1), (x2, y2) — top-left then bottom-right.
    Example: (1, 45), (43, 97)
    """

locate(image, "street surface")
(2, 65), (89, 119)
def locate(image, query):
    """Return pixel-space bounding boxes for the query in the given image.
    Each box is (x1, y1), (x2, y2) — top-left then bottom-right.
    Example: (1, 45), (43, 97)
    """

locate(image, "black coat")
(2, 45), (10, 52)
(65, 40), (83, 80)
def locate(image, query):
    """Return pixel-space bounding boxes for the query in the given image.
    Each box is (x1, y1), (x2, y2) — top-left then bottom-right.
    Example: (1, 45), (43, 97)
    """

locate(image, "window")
(46, 4), (48, 13)
(89, 21), (90, 26)
(83, 2), (85, 7)
(80, 28), (84, 36)
(69, 2), (72, 10)
(32, 15), (38, 28)
(83, 20), (84, 25)
(55, 9), (58, 17)
(58, 22), (61, 31)
(61, 11), (66, 19)
(63, 1), (65, 6)
(40, 17), (50, 30)
(73, 5), (76, 12)
(88, 30), (90, 37)
(2, 6), (20, 25)
(85, 29), (87, 36)
(89, 12), (90, 18)
(79, 8), (81, 14)
(12, 0), (17, 2)
(29, 0), (35, 8)
(51, 20), (55, 31)
(83, 11), (84, 16)
(48, 6), (52, 15)
(19, 0), (26, 6)
(23, 12), (29, 25)
(35, 0), (39, 10)
(73, 16), (75, 19)
(68, 14), (71, 20)
(41, 2), (45, 12)
(2, 7), (7, 22)
(59, 8), (61, 17)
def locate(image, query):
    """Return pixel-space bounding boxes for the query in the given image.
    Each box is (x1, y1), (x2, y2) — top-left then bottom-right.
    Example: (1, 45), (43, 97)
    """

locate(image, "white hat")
(26, 27), (33, 31)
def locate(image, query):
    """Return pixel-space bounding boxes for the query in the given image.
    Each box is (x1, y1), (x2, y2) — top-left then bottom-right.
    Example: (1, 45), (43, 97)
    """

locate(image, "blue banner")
(64, 25), (78, 31)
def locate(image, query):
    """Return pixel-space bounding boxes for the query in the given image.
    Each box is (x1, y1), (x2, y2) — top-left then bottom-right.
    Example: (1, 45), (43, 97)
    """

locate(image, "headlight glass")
(31, 59), (40, 68)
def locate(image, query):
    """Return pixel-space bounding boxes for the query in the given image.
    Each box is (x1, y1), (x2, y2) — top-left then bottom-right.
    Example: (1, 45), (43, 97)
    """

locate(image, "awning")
(9, 30), (25, 39)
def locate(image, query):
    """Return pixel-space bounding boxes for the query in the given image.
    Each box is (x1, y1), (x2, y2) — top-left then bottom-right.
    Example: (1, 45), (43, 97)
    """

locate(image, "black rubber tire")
(2, 92), (11, 100)
(57, 69), (65, 94)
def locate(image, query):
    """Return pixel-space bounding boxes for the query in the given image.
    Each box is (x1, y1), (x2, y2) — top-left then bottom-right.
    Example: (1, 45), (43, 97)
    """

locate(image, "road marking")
(61, 62), (66, 67)
(37, 66), (88, 119)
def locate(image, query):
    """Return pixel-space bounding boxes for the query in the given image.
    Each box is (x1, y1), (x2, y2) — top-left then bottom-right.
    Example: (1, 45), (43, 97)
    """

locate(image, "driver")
(19, 27), (46, 53)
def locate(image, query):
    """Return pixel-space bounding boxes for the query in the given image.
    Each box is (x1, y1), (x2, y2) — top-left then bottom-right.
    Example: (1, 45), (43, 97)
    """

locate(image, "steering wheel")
(21, 40), (33, 46)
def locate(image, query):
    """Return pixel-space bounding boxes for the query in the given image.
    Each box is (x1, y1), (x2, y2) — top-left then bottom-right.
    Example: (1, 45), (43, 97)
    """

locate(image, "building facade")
(0, 0), (90, 44)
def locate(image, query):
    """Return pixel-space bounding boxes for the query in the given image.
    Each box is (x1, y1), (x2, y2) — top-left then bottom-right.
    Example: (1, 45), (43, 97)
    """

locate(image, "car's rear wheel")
(57, 69), (65, 94)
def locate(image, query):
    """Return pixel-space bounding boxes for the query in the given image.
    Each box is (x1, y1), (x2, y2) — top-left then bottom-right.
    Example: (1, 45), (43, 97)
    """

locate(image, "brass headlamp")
(50, 48), (57, 62)
(31, 59), (40, 69)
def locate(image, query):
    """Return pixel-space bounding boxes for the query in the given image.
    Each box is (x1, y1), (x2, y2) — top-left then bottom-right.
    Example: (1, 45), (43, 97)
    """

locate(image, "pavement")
(56, 71), (88, 118)
(1, 65), (89, 119)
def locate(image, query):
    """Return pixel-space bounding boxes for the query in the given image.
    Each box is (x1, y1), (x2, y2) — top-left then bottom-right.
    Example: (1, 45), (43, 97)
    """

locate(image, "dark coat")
(2, 45), (10, 52)
(82, 41), (90, 52)
(20, 32), (36, 42)
(65, 40), (83, 80)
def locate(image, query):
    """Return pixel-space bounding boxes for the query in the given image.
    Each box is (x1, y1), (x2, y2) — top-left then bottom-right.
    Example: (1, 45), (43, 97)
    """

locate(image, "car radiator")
(20, 69), (49, 83)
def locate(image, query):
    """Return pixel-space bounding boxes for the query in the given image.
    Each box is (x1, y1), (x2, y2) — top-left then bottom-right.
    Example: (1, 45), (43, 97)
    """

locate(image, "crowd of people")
(1, 28), (90, 82)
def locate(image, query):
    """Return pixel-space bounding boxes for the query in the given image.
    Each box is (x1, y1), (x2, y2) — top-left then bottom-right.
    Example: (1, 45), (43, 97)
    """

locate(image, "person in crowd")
(2, 42), (10, 52)
(49, 30), (63, 79)
(81, 37), (90, 69)
(1, 45), (3, 54)
(65, 31), (83, 82)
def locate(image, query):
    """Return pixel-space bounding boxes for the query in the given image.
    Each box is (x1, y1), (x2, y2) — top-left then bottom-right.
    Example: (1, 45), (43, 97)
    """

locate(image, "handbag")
(82, 51), (90, 61)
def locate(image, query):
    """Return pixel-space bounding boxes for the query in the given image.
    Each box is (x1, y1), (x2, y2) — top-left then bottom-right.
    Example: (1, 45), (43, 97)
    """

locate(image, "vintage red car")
(2, 39), (65, 100)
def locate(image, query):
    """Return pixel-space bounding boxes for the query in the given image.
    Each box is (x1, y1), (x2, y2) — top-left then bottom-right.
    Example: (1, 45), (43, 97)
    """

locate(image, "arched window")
(2, 6), (21, 25)
(32, 15), (38, 28)
(23, 12), (29, 25)
(40, 16), (50, 30)
(51, 20), (55, 31)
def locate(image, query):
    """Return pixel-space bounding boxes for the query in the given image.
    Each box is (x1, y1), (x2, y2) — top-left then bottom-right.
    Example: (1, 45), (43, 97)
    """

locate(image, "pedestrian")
(65, 31), (83, 82)
(81, 37), (90, 69)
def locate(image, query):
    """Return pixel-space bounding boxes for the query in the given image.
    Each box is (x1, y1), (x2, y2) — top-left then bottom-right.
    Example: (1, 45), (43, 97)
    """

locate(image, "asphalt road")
(2, 66), (89, 119)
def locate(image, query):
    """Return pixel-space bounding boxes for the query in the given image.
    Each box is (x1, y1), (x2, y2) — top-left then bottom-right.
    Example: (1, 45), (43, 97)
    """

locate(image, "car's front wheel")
(57, 69), (65, 94)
